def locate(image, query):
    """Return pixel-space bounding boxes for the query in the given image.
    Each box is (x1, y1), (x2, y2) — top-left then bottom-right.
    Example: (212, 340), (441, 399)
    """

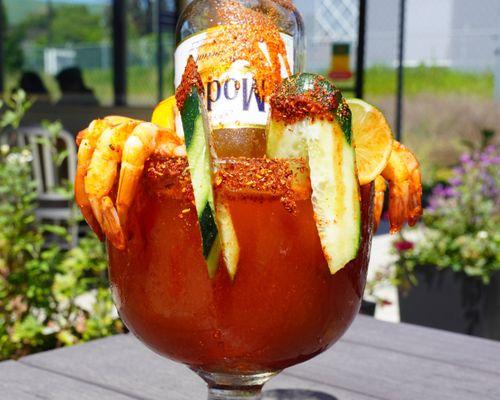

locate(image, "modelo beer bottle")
(175, 0), (304, 157)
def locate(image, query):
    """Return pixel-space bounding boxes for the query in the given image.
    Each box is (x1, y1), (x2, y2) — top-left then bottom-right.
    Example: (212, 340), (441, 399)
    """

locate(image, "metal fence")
(19, 33), (175, 106)
(23, 44), (112, 73)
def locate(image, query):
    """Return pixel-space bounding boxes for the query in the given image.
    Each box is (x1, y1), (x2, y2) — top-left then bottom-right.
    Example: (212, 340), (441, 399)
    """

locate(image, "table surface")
(1, 315), (499, 400)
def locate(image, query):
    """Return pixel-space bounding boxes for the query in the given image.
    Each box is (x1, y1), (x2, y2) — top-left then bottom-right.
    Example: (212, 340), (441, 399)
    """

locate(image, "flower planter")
(398, 266), (500, 340)
(359, 299), (376, 316)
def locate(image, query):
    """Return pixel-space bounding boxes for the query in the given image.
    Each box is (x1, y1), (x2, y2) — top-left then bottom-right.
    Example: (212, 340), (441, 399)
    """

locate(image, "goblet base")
(196, 370), (279, 399)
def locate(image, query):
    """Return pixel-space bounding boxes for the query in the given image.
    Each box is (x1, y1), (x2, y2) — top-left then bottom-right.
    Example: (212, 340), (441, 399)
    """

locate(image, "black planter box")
(399, 267), (500, 340)
(359, 299), (376, 316)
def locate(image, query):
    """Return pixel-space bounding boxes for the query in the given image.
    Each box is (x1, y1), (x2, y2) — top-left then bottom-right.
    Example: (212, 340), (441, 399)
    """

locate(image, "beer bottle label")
(175, 26), (294, 130)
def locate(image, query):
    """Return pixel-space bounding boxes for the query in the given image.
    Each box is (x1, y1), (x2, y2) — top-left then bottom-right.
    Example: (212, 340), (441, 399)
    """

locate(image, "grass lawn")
(364, 65), (494, 98)
(83, 64), (175, 106)
(7, 65), (494, 106)
(81, 65), (495, 105)
(6, 65), (175, 107)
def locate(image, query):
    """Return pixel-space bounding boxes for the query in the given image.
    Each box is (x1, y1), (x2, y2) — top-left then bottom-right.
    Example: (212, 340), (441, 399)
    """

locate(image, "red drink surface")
(108, 159), (373, 374)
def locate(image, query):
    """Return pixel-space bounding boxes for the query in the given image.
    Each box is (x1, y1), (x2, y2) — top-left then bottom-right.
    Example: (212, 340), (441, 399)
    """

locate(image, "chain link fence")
(295, 0), (499, 185)
(4, 0), (500, 146)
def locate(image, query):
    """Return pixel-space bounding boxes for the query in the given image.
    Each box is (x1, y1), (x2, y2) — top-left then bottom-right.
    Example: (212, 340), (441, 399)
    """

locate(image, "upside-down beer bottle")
(175, 0), (304, 157)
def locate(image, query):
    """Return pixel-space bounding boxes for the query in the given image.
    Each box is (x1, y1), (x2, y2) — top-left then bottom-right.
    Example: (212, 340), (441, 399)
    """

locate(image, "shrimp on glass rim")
(368, 140), (423, 234)
(75, 114), (184, 250)
(347, 98), (422, 234)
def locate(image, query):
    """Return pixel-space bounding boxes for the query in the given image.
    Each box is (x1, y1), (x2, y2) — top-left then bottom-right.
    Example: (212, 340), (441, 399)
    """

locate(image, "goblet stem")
(196, 370), (279, 400)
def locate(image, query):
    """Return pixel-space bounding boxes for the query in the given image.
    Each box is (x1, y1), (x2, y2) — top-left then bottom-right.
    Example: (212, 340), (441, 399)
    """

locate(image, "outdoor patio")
(3, 315), (500, 399)
(0, 0), (499, 399)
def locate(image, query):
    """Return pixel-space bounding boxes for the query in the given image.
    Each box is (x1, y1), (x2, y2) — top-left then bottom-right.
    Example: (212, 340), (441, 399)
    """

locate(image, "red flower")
(394, 240), (414, 252)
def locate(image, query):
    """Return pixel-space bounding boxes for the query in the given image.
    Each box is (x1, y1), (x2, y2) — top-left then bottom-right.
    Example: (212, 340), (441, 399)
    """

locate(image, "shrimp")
(84, 120), (140, 248)
(381, 141), (422, 233)
(75, 116), (184, 250)
(116, 122), (182, 227)
(373, 175), (387, 233)
(75, 117), (134, 239)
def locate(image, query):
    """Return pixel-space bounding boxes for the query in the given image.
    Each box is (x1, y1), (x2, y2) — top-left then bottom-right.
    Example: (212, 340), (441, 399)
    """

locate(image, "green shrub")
(0, 91), (123, 360)
(393, 145), (500, 291)
(366, 143), (499, 305)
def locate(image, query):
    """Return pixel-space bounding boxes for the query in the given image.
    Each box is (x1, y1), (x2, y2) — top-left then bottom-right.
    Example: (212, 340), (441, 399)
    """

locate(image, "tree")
(1, 0), (24, 73)
(50, 5), (106, 45)
(19, 4), (106, 47)
(128, 0), (154, 37)
(4, 27), (24, 72)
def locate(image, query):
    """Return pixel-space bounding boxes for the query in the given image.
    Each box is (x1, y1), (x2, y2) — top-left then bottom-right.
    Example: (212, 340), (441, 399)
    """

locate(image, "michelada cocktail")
(73, 1), (422, 398)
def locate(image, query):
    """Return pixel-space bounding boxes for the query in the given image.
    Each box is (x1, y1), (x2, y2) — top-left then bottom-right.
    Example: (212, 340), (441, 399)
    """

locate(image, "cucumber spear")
(176, 56), (240, 278)
(267, 73), (361, 274)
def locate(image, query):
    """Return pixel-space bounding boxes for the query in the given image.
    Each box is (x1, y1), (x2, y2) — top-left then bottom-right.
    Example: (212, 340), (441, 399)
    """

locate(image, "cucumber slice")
(267, 119), (307, 158)
(267, 73), (361, 274)
(180, 86), (221, 276)
(267, 73), (347, 157)
(177, 57), (239, 278)
(306, 119), (360, 273)
(216, 200), (240, 280)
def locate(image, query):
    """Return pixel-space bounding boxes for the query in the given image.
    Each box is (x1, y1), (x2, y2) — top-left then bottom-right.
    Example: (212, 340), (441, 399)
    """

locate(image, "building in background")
(295, 0), (500, 72)
(450, 0), (500, 71)
(297, 0), (358, 73)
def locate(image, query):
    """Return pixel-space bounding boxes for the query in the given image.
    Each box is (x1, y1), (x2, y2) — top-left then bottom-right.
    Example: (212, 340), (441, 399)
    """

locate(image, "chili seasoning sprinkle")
(175, 55), (204, 111)
(144, 154), (308, 212)
(195, 0), (291, 100)
(270, 73), (342, 124)
(145, 154), (194, 202)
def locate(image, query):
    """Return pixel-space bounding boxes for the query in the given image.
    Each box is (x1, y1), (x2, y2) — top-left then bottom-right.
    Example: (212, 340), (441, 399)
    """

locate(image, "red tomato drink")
(108, 156), (374, 374)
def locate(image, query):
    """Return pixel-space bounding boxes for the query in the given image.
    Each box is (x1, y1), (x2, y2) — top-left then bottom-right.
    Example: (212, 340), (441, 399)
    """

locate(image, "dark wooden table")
(1, 316), (499, 400)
